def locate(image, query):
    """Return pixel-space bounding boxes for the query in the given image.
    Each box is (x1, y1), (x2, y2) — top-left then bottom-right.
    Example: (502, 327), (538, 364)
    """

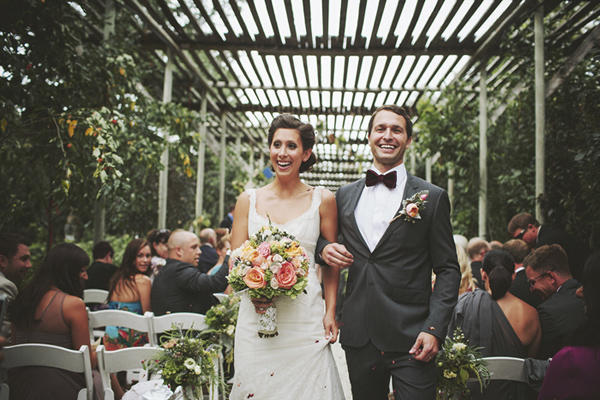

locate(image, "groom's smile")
(368, 109), (412, 172)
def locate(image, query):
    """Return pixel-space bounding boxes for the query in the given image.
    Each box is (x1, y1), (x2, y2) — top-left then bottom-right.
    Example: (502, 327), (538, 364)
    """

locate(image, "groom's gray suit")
(318, 172), (460, 398)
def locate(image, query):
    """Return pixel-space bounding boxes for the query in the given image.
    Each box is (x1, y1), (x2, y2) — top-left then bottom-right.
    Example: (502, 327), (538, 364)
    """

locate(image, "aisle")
(331, 340), (352, 400)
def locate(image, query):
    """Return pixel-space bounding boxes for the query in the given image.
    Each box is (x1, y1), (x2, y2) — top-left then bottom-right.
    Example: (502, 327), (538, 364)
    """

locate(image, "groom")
(318, 105), (460, 399)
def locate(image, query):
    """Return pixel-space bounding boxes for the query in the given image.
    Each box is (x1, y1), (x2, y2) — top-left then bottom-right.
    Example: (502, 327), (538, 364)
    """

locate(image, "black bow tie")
(365, 169), (397, 189)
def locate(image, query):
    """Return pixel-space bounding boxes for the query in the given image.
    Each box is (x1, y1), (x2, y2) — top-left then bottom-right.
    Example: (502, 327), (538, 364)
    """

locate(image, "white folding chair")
(213, 293), (228, 303)
(96, 344), (163, 400)
(87, 308), (153, 343)
(480, 356), (528, 382)
(0, 343), (94, 400)
(150, 312), (209, 347)
(83, 289), (109, 305)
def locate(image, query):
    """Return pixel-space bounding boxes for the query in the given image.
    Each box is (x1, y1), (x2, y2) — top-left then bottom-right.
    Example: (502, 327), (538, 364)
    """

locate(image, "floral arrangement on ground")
(143, 324), (222, 400)
(205, 293), (241, 368)
(436, 327), (491, 400)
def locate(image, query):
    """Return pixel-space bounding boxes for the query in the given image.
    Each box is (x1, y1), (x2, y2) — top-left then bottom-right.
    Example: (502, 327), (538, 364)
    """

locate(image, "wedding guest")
(198, 228), (218, 273)
(219, 203), (235, 231)
(449, 249), (541, 399)
(503, 239), (541, 308)
(524, 244), (586, 359)
(103, 238), (152, 350)
(508, 212), (591, 282)
(538, 252), (600, 399)
(7, 243), (117, 399)
(456, 243), (476, 295)
(146, 228), (170, 276)
(0, 233), (31, 341)
(85, 240), (117, 291)
(467, 237), (490, 290)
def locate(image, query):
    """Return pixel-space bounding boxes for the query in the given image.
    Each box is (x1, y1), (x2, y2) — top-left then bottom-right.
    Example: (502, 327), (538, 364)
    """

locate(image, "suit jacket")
(318, 173), (461, 352)
(0, 275), (17, 340)
(85, 261), (118, 291)
(151, 257), (229, 316)
(536, 226), (591, 282)
(509, 269), (542, 308)
(537, 279), (585, 360)
(470, 260), (485, 290)
(198, 245), (219, 273)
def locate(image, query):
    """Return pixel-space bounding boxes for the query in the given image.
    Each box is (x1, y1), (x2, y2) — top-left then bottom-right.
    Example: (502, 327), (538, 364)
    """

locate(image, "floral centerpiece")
(436, 327), (491, 400)
(143, 325), (222, 400)
(227, 223), (310, 338)
(205, 293), (241, 369)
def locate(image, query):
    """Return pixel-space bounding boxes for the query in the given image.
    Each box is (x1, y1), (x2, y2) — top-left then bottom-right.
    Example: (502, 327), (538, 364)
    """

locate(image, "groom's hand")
(321, 243), (353, 269)
(409, 332), (440, 362)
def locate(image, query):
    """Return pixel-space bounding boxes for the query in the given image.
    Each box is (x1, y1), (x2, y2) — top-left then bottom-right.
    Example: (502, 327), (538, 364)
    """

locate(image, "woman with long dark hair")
(7, 243), (107, 399)
(103, 238), (152, 350)
(448, 249), (541, 399)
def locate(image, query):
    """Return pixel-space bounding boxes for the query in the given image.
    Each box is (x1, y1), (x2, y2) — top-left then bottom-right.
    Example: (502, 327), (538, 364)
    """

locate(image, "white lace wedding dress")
(230, 187), (345, 400)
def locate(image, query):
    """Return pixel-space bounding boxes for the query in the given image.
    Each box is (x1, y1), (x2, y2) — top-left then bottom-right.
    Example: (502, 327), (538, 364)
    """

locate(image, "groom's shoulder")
(409, 174), (446, 194)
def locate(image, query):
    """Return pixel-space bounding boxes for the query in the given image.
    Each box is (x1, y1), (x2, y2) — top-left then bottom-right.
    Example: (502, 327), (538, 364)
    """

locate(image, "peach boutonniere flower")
(391, 190), (429, 224)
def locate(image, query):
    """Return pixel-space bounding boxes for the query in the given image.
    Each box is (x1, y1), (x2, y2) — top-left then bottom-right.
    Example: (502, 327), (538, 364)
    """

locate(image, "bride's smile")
(269, 128), (311, 175)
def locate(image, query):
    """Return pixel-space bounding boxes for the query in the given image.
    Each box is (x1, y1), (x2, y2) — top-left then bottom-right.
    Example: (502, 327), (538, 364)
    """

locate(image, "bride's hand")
(251, 297), (273, 314)
(323, 312), (339, 343)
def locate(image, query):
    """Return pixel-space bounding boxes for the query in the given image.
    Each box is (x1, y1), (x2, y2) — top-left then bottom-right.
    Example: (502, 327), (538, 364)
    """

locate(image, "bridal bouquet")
(435, 327), (491, 400)
(143, 324), (222, 400)
(227, 223), (310, 337)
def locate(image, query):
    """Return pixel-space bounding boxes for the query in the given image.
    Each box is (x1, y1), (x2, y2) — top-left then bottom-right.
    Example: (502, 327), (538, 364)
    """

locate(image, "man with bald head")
(151, 229), (229, 316)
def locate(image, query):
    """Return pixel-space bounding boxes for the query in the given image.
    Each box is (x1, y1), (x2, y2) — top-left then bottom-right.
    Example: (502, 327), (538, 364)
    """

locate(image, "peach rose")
(286, 242), (304, 257)
(251, 254), (265, 267)
(276, 262), (297, 289)
(406, 203), (419, 218)
(243, 267), (267, 289)
(257, 242), (271, 258)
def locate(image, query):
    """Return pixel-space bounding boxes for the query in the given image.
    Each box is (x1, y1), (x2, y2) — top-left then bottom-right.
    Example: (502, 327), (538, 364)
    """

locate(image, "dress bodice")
(247, 187), (322, 268)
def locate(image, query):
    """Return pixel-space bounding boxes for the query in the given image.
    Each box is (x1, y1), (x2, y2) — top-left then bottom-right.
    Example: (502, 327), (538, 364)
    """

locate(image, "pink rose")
(406, 203), (419, 218)
(420, 193), (428, 201)
(275, 262), (297, 289)
(251, 254), (265, 267)
(257, 242), (271, 258)
(243, 267), (267, 289)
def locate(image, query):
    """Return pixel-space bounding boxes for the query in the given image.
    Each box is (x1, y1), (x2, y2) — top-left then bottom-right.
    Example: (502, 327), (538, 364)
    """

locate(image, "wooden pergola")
(72, 0), (600, 236)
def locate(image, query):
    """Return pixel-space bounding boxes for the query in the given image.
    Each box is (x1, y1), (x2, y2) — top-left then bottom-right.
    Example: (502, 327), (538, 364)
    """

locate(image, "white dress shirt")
(355, 164), (408, 252)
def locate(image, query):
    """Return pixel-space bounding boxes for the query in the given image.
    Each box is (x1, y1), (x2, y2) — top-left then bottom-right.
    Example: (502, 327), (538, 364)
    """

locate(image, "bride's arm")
(230, 191), (250, 249)
(319, 189), (341, 343)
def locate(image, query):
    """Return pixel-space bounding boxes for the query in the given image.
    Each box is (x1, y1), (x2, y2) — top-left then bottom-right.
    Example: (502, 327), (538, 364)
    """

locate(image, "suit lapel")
(373, 173), (421, 252)
(345, 178), (371, 251)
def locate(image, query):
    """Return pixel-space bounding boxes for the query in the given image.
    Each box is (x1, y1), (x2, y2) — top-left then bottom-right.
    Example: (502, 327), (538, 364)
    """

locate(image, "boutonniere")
(391, 190), (429, 224)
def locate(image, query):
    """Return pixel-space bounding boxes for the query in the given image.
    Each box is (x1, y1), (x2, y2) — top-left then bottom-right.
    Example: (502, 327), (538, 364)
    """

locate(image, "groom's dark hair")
(367, 105), (413, 139)
(268, 113), (317, 173)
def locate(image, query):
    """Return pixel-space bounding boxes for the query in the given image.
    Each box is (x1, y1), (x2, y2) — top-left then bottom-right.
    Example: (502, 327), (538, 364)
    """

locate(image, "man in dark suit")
(198, 228), (219, 273)
(317, 105), (461, 400)
(503, 239), (541, 308)
(85, 241), (117, 291)
(508, 212), (591, 282)
(151, 229), (228, 316)
(524, 244), (585, 360)
(219, 204), (235, 231)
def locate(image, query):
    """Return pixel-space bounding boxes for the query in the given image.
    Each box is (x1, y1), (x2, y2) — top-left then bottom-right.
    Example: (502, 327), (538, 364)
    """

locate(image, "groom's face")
(368, 110), (412, 172)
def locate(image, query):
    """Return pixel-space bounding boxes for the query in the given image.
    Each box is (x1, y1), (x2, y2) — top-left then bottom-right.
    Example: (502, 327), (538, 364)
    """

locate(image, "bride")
(229, 114), (346, 399)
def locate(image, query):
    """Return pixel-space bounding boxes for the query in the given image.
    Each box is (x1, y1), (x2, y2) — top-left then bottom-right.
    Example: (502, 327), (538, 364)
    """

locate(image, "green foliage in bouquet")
(143, 324), (222, 399)
(205, 293), (241, 367)
(436, 328), (491, 400)
(227, 222), (310, 300)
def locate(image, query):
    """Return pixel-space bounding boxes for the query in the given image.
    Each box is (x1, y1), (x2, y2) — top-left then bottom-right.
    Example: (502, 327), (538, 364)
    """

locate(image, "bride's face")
(270, 128), (312, 176)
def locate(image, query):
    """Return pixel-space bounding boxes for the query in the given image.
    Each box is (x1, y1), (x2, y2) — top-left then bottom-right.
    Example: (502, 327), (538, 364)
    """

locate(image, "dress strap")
(37, 290), (61, 321)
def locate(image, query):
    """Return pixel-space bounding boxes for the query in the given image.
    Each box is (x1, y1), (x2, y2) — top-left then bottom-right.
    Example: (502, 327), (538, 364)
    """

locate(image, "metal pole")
(195, 95), (207, 233)
(479, 65), (488, 239)
(535, 2), (545, 223)
(158, 49), (173, 229)
(219, 112), (227, 225)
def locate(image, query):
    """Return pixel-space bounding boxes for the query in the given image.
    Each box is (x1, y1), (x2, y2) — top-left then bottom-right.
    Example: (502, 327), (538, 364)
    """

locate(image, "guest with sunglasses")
(507, 212), (591, 282)
(523, 244), (586, 360)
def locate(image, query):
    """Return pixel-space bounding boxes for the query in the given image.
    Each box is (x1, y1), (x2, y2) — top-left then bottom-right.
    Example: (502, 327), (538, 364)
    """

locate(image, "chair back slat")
(83, 289), (109, 305)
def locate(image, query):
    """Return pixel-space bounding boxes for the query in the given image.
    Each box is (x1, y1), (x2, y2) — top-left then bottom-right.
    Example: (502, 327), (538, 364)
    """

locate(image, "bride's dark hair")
(268, 113), (317, 172)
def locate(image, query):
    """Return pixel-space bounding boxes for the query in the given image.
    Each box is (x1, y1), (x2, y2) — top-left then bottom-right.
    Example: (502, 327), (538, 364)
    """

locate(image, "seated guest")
(146, 228), (171, 276)
(7, 243), (120, 399)
(455, 243), (476, 295)
(503, 239), (541, 308)
(151, 229), (228, 316)
(198, 228), (219, 273)
(538, 252), (600, 399)
(85, 240), (117, 291)
(449, 249), (541, 399)
(0, 233), (32, 341)
(208, 236), (232, 295)
(467, 237), (490, 290)
(104, 238), (152, 350)
(524, 244), (586, 360)
(219, 203), (235, 231)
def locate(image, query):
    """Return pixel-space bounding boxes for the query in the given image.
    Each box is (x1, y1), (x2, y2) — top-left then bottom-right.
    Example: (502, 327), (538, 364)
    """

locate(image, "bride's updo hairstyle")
(482, 249), (515, 301)
(267, 113), (317, 173)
